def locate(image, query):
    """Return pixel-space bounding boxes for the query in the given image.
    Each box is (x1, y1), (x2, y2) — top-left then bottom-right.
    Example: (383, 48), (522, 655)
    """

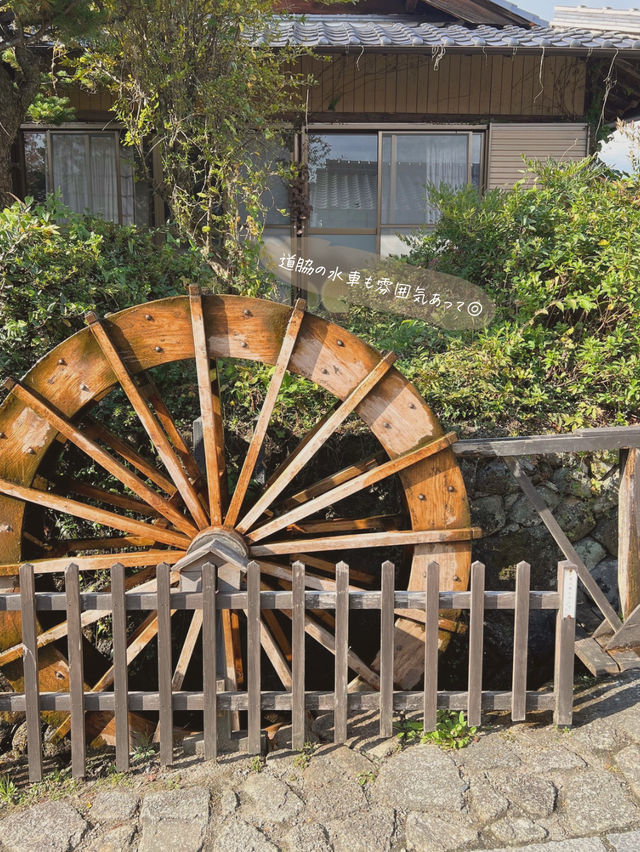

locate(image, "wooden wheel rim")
(0, 295), (472, 692)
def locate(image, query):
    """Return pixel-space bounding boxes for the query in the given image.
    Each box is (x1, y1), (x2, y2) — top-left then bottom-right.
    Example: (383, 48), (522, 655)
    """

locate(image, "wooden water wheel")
(0, 292), (477, 746)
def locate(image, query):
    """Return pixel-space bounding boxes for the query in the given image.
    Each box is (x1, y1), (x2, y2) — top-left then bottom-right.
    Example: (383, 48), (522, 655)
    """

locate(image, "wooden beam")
(618, 448), (640, 620)
(453, 427), (640, 457)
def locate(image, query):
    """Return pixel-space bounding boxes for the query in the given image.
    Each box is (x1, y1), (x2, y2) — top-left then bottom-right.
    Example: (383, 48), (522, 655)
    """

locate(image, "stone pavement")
(0, 669), (638, 851)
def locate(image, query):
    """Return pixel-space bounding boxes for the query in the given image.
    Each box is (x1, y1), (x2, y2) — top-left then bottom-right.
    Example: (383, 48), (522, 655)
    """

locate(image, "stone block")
(405, 810), (479, 851)
(89, 791), (139, 823)
(327, 807), (396, 852)
(241, 772), (304, 825)
(373, 745), (465, 812)
(607, 829), (640, 851)
(0, 801), (87, 852)
(206, 817), (277, 852)
(555, 498), (596, 541)
(485, 815), (548, 845)
(560, 770), (640, 833)
(470, 495), (506, 535)
(574, 536), (607, 571)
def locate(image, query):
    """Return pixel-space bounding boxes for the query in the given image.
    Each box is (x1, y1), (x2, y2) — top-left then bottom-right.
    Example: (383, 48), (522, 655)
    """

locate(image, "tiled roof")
(260, 14), (640, 50)
(553, 6), (640, 36)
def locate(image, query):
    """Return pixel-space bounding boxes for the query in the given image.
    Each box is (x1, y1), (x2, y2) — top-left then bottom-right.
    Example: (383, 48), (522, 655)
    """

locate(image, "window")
(22, 128), (151, 226)
(306, 130), (483, 257)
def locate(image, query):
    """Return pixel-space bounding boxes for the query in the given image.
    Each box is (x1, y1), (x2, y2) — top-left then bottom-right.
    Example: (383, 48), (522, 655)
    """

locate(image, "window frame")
(19, 123), (152, 227)
(301, 123), (487, 257)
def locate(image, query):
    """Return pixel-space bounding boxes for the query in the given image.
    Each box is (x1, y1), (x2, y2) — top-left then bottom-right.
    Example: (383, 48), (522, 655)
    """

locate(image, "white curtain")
(51, 133), (119, 222)
(382, 134), (469, 226)
(51, 134), (89, 214)
(90, 135), (118, 222)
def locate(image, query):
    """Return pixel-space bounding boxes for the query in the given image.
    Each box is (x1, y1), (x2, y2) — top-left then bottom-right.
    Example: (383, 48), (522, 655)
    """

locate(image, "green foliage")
(293, 741), (317, 769)
(395, 711), (478, 750)
(0, 195), (213, 385)
(0, 773), (18, 804)
(347, 158), (640, 433)
(76, 0), (327, 286)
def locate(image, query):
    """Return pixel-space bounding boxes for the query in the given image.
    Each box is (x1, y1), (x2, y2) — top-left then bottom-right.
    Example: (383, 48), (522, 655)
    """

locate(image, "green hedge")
(345, 158), (640, 434)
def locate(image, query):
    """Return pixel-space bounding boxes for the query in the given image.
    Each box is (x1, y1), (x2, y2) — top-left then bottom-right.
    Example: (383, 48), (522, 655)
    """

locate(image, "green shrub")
(344, 158), (640, 433)
(0, 196), (213, 385)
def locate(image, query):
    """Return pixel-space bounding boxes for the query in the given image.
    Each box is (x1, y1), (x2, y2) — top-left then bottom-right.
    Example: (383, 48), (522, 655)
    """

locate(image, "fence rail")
(2, 557), (578, 782)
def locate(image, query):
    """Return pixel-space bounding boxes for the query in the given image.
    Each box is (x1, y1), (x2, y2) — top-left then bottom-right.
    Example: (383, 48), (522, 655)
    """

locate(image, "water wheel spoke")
(0, 550), (186, 576)
(257, 558), (365, 592)
(236, 353), (395, 534)
(0, 477), (190, 549)
(290, 514), (403, 534)
(51, 478), (162, 519)
(4, 378), (197, 537)
(226, 299), (306, 527)
(280, 452), (386, 511)
(49, 535), (162, 556)
(294, 553), (377, 586)
(248, 433), (457, 542)
(84, 418), (176, 495)
(138, 374), (203, 484)
(188, 286), (227, 524)
(85, 312), (209, 529)
(258, 615), (292, 689)
(251, 527), (481, 557)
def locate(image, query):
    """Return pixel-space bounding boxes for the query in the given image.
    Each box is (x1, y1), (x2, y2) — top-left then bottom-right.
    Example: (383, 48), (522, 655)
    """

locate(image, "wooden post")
(65, 564), (86, 779)
(380, 561), (395, 738)
(423, 561), (440, 732)
(334, 561), (349, 743)
(618, 448), (640, 620)
(292, 561), (306, 750)
(511, 561), (531, 722)
(247, 561), (262, 755)
(554, 561), (577, 727)
(111, 562), (130, 771)
(202, 562), (217, 760)
(468, 561), (485, 728)
(19, 563), (42, 783)
(157, 563), (173, 766)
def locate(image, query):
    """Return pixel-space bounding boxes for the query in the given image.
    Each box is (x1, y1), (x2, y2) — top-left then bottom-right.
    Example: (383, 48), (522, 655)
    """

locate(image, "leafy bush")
(345, 158), (640, 433)
(0, 196), (213, 385)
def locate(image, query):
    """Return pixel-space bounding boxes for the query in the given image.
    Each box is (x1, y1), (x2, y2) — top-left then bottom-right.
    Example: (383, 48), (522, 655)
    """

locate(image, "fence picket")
(19, 563), (42, 782)
(468, 561), (485, 727)
(292, 561), (306, 750)
(512, 561), (531, 721)
(424, 561), (440, 731)
(334, 561), (349, 743)
(111, 562), (129, 771)
(380, 561), (395, 737)
(65, 563), (86, 778)
(247, 560), (262, 755)
(202, 561), (217, 760)
(554, 561), (577, 726)
(157, 563), (173, 766)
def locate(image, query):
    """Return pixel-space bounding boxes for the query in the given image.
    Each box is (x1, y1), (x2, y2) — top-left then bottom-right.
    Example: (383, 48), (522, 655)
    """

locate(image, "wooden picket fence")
(0, 556), (580, 783)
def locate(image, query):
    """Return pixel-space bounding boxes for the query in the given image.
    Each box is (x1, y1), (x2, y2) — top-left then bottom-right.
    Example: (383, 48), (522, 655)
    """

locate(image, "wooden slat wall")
(297, 53), (586, 118)
(486, 122), (590, 188)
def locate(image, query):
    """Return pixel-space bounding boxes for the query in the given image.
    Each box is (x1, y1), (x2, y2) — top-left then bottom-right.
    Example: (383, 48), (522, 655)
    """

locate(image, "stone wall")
(453, 452), (621, 687)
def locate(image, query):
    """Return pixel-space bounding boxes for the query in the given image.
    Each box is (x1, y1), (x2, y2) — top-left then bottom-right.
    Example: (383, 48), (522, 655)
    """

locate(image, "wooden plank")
(424, 561), (439, 732)
(157, 563), (173, 766)
(380, 561), (395, 738)
(85, 312), (209, 529)
(5, 379), (197, 535)
(334, 561), (349, 743)
(554, 562), (577, 726)
(290, 514), (402, 534)
(258, 616), (292, 688)
(291, 553), (376, 587)
(280, 452), (386, 511)
(202, 562), (217, 760)
(574, 635), (620, 677)
(237, 353), (395, 533)
(453, 428), (640, 457)
(65, 563), (86, 779)
(84, 418), (176, 494)
(250, 527), (481, 557)
(262, 406), (339, 490)
(0, 477), (190, 549)
(53, 478), (160, 518)
(291, 561), (306, 751)
(468, 561), (485, 728)
(504, 457), (622, 632)
(247, 560), (262, 755)
(5, 379), (197, 537)
(111, 562), (130, 771)
(19, 564), (43, 782)
(0, 550), (185, 577)
(227, 300), (306, 527)
(189, 287), (226, 524)
(511, 561), (530, 722)
(618, 448), (640, 620)
(248, 433), (457, 542)
(0, 688), (557, 715)
(606, 604), (640, 651)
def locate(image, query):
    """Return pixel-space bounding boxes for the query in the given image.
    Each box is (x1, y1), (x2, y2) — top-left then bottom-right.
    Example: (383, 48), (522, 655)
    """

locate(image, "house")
(12, 0), (640, 274)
